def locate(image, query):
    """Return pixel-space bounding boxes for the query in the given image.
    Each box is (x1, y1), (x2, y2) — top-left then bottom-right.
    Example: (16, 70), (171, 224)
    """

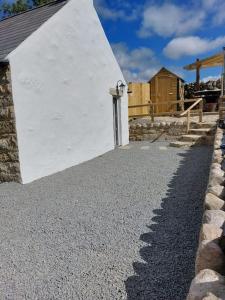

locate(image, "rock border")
(187, 127), (225, 300)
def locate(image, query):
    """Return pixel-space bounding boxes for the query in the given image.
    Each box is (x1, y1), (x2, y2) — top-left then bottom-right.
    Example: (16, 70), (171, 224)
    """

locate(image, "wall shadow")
(125, 146), (213, 300)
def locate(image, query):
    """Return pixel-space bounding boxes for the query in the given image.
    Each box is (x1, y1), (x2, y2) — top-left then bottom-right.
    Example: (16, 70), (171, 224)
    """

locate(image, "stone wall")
(0, 64), (20, 183)
(186, 127), (225, 300)
(129, 120), (188, 141)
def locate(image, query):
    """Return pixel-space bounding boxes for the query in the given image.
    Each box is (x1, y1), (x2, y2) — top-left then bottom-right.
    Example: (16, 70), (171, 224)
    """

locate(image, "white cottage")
(0, 0), (128, 184)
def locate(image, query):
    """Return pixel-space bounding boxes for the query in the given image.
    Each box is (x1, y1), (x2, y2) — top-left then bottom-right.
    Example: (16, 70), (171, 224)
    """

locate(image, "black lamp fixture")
(116, 80), (126, 96)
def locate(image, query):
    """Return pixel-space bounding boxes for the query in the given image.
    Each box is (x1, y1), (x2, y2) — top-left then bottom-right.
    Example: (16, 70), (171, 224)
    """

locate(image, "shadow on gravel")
(125, 146), (213, 300)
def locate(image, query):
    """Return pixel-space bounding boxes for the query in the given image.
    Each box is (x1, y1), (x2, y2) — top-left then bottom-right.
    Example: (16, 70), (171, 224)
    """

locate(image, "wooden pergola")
(183, 51), (225, 92)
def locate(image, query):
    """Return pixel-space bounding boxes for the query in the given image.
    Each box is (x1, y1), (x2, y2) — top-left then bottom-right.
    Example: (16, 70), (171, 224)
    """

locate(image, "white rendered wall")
(8, 0), (129, 183)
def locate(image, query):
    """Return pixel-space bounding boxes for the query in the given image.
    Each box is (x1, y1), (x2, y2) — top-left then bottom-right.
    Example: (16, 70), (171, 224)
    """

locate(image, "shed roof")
(183, 52), (224, 70)
(148, 67), (184, 83)
(0, 0), (67, 62)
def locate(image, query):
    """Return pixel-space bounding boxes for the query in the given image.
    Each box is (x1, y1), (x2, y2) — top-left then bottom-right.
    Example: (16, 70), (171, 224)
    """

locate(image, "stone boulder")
(208, 175), (224, 188)
(205, 193), (225, 210)
(195, 240), (225, 274)
(209, 169), (224, 179)
(212, 156), (223, 164)
(203, 210), (225, 228)
(202, 293), (223, 300)
(214, 137), (222, 146)
(199, 224), (223, 243)
(214, 149), (223, 155)
(211, 163), (223, 170)
(215, 135), (223, 141)
(207, 185), (225, 199)
(187, 269), (225, 300)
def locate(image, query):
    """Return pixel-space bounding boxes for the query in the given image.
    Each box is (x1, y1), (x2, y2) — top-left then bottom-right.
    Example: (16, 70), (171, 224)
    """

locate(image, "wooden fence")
(128, 98), (204, 133)
(129, 99), (201, 118)
(128, 83), (151, 116)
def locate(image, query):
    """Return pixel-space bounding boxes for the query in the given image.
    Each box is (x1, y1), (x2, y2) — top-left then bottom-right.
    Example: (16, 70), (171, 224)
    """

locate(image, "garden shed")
(148, 67), (184, 113)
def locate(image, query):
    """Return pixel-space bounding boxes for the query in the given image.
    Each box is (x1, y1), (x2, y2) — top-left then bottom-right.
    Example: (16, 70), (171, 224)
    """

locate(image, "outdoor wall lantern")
(109, 80), (126, 97)
(116, 80), (126, 96)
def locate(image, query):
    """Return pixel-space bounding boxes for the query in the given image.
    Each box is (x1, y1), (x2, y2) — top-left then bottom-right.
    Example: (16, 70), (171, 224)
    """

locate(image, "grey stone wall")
(0, 64), (21, 183)
(129, 121), (188, 141)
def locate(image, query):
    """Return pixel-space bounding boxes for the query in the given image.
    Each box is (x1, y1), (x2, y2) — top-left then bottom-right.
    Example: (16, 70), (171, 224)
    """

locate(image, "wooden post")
(149, 101), (154, 122)
(178, 79), (185, 111)
(181, 98), (185, 112)
(199, 100), (203, 123)
(219, 97), (222, 120)
(151, 103), (154, 122)
(196, 58), (200, 91)
(187, 110), (190, 133)
(155, 77), (159, 114)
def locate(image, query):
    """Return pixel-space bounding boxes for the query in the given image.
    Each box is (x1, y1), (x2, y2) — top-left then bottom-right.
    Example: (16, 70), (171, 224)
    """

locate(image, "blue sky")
(94, 0), (225, 83)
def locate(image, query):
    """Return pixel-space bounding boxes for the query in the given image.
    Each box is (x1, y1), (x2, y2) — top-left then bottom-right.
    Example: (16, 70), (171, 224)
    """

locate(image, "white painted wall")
(8, 0), (129, 183)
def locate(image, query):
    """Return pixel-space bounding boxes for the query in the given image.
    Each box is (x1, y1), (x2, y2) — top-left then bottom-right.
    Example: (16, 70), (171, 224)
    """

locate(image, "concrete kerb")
(187, 127), (225, 300)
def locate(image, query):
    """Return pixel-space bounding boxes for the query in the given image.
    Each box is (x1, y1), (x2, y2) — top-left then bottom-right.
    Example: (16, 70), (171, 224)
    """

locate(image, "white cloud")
(163, 35), (225, 59)
(111, 43), (160, 82)
(167, 66), (184, 79)
(202, 75), (221, 82)
(93, 0), (139, 21)
(138, 3), (205, 38)
(212, 2), (225, 25)
(94, 0), (225, 36)
(202, 0), (218, 9)
(201, 0), (225, 25)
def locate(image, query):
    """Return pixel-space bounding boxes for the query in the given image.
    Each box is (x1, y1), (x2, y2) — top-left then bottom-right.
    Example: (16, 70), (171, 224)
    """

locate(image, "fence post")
(219, 97), (223, 120)
(199, 100), (203, 123)
(151, 103), (154, 122)
(187, 110), (190, 133)
(181, 98), (185, 112)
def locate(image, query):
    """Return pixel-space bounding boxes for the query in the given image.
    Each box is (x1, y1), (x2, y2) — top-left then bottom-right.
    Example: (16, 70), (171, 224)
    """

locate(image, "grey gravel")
(0, 142), (212, 300)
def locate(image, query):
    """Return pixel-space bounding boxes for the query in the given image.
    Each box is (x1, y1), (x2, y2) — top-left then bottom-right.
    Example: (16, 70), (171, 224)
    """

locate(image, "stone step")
(179, 134), (204, 142)
(169, 141), (194, 148)
(189, 128), (212, 135)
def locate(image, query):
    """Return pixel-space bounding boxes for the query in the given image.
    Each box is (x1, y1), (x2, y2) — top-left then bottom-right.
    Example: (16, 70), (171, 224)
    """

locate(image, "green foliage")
(0, 0), (53, 18)
(32, 0), (52, 7)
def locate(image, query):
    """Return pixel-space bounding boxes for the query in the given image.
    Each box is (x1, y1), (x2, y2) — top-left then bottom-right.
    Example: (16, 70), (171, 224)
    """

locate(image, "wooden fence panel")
(128, 83), (151, 117)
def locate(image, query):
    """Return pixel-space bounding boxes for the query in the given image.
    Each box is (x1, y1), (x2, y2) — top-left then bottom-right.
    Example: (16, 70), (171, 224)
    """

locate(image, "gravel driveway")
(0, 142), (212, 299)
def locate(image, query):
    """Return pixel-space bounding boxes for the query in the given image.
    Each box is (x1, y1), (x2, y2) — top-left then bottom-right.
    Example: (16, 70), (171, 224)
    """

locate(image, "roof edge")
(148, 67), (184, 82)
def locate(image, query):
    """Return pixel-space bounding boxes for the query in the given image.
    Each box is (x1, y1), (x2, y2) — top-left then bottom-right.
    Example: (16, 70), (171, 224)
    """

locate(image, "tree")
(0, 0), (52, 18)
(32, 0), (52, 6)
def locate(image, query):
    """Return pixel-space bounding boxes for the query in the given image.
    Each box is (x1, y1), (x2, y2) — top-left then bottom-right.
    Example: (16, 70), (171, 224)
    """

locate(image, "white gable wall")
(8, 0), (129, 183)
